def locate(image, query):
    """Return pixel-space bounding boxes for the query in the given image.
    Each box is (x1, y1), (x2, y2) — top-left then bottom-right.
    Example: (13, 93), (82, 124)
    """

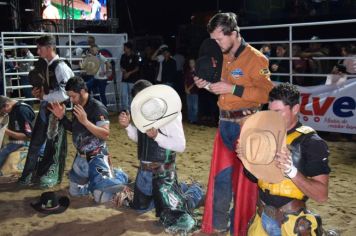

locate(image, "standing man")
(247, 83), (330, 235)
(0, 96), (35, 174)
(194, 12), (274, 235)
(50, 76), (128, 202)
(120, 42), (139, 111)
(86, 44), (111, 107)
(19, 35), (74, 188)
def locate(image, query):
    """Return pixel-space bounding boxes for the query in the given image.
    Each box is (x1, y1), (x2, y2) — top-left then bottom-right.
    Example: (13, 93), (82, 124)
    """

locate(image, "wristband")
(284, 157), (298, 178)
(231, 85), (236, 94)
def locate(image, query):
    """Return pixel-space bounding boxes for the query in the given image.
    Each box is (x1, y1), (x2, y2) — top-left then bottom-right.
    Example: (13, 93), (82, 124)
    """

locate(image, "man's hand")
(209, 81), (234, 95)
(118, 111), (130, 128)
(275, 147), (298, 178)
(32, 87), (44, 100)
(48, 102), (66, 120)
(146, 128), (158, 139)
(193, 76), (210, 89)
(73, 104), (89, 126)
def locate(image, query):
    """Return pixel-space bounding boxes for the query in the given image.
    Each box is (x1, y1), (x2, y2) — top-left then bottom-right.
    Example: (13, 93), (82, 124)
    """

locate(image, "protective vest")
(45, 60), (69, 94)
(258, 126), (316, 200)
(137, 130), (176, 163)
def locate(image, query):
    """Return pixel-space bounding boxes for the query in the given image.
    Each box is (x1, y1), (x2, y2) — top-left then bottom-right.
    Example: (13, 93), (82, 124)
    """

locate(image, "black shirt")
(260, 122), (331, 208)
(120, 53), (139, 83)
(61, 97), (109, 153)
(8, 102), (35, 141)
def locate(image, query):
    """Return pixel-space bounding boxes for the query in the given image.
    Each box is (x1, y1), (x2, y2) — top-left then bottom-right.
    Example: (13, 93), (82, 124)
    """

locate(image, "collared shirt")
(218, 39), (274, 111)
(125, 112), (186, 153)
(42, 55), (74, 102)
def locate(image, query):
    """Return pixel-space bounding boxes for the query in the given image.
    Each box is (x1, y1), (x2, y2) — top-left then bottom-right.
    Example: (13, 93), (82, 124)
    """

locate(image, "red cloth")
(201, 131), (257, 235)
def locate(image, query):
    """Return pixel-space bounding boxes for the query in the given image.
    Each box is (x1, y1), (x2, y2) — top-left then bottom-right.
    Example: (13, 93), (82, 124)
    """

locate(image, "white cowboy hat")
(238, 110), (287, 183)
(82, 55), (100, 75)
(130, 85), (182, 133)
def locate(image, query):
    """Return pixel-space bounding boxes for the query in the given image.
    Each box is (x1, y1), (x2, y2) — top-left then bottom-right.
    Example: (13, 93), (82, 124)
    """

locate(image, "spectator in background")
(16, 44), (34, 105)
(260, 44), (271, 58)
(86, 44), (111, 107)
(270, 44), (290, 82)
(173, 47), (186, 100)
(120, 42), (139, 111)
(151, 45), (177, 87)
(184, 58), (199, 124)
(340, 44), (356, 77)
(292, 44), (308, 86)
(42, 0), (60, 20)
(140, 45), (157, 84)
(300, 36), (330, 85)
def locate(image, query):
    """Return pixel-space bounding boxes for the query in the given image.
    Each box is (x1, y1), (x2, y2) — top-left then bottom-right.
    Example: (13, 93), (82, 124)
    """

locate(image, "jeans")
(120, 82), (134, 111)
(87, 78), (108, 106)
(213, 166), (233, 231)
(186, 94), (198, 123)
(219, 120), (240, 151)
(261, 211), (281, 236)
(0, 143), (24, 169)
(69, 153), (129, 198)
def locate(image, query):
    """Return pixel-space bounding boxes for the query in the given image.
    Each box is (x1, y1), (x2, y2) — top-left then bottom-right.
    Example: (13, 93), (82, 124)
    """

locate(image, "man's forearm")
(292, 173), (329, 203)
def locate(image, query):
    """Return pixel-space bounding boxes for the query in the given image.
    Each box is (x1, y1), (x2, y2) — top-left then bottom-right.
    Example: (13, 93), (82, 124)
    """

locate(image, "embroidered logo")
(259, 68), (271, 76)
(231, 68), (244, 80)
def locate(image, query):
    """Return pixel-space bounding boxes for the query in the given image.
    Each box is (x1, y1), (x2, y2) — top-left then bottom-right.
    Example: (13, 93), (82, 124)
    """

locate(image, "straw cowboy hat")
(31, 191), (70, 214)
(196, 38), (223, 83)
(130, 84), (182, 133)
(82, 55), (100, 75)
(238, 110), (287, 183)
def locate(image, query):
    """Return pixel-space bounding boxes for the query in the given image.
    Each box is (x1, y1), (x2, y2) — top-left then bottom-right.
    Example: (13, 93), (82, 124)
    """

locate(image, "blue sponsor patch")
(231, 68), (244, 77)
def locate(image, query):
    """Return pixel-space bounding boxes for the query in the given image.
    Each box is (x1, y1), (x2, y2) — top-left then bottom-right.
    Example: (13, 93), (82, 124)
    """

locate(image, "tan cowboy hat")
(82, 55), (100, 75)
(130, 85), (182, 133)
(238, 110), (287, 183)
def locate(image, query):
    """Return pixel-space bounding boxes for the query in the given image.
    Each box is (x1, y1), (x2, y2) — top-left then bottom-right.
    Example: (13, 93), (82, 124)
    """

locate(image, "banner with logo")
(297, 79), (356, 134)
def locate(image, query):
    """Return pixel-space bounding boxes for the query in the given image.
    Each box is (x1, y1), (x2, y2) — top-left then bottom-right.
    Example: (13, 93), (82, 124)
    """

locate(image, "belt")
(140, 162), (175, 174)
(219, 108), (259, 122)
(78, 147), (103, 161)
(257, 198), (306, 225)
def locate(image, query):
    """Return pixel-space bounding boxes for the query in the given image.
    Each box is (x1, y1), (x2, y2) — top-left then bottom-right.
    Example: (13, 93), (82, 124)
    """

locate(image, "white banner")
(297, 79), (356, 134)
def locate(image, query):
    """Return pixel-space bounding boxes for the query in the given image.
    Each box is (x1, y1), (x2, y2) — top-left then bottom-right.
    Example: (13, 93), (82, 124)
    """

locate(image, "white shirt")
(43, 55), (74, 102)
(95, 53), (109, 80)
(155, 55), (164, 82)
(125, 112), (186, 153)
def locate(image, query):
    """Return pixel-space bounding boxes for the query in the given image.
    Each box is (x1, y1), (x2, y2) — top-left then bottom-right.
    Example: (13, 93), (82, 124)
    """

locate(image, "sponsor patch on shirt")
(259, 68), (271, 76)
(231, 68), (244, 80)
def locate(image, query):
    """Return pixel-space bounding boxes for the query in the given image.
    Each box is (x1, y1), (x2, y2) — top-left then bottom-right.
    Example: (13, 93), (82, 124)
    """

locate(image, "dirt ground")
(0, 115), (355, 236)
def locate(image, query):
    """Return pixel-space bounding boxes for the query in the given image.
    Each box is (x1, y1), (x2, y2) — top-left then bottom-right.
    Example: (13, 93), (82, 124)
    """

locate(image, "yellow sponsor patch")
(259, 68), (270, 76)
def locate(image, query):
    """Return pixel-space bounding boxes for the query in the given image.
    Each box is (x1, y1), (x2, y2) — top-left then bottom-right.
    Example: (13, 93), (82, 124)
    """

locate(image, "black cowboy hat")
(195, 38), (223, 83)
(31, 191), (70, 214)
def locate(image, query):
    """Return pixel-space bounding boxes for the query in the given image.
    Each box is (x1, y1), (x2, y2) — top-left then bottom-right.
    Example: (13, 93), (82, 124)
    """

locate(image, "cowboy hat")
(82, 55), (100, 75)
(196, 38), (223, 83)
(31, 191), (70, 214)
(238, 110), (287, 183)
(130, 84), (182, 133)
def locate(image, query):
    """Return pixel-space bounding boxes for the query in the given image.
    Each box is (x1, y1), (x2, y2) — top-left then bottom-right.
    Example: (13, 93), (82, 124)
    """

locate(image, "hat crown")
(244, 129), (277, 165)
(39, 192), (59, 209)
(141, 97), (167, 121)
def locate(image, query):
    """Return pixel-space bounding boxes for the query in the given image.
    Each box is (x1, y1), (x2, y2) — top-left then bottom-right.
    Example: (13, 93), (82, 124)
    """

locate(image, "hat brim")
(196, 38), (223, 83)
(131, 85), (182, 133)
(238, 111), (287, 183)
(31, 196), (70, 215)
